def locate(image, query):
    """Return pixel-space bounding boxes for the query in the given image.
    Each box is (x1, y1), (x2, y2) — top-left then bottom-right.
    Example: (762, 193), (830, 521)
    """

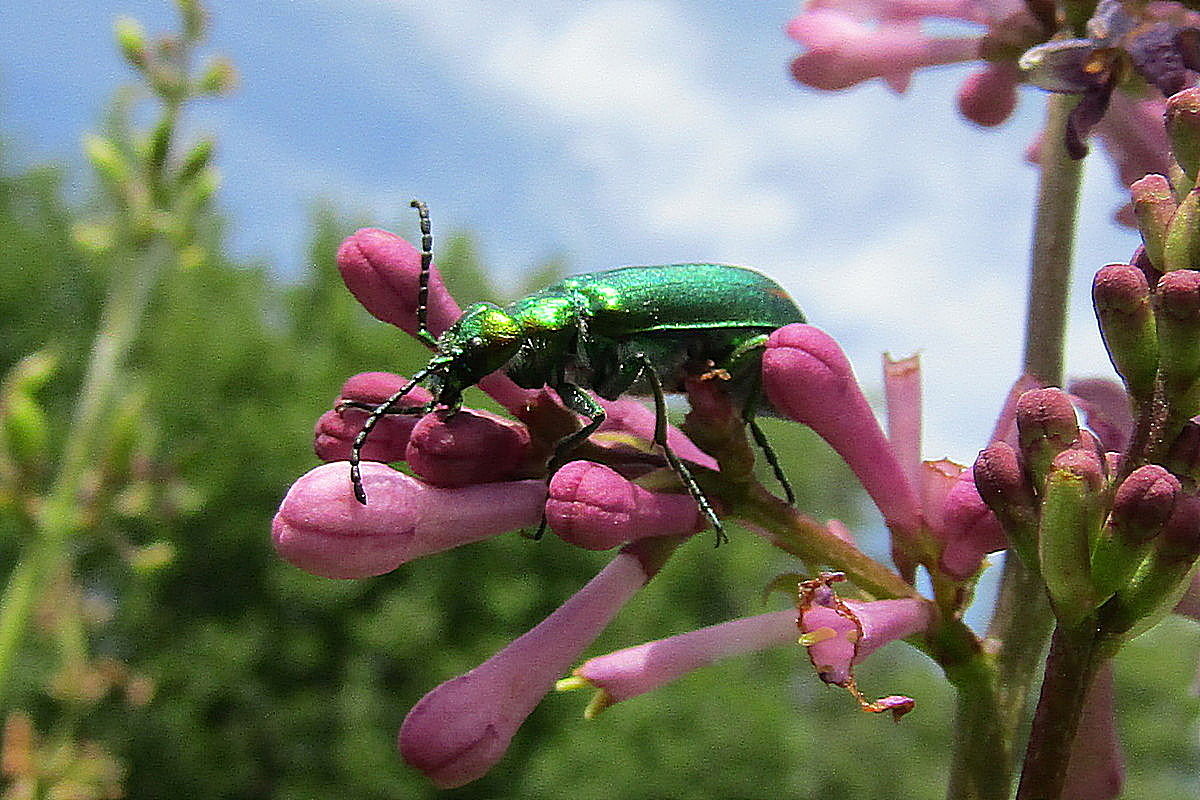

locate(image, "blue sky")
(2, 0), (1140, 465)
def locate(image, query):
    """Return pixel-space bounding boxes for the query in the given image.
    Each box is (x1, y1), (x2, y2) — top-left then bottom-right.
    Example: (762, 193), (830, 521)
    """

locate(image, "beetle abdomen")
(539, 263), (805, 339)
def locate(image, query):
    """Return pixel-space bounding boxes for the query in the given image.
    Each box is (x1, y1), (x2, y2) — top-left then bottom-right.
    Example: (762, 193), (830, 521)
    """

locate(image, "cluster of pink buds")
(274, 221), (1044, 787)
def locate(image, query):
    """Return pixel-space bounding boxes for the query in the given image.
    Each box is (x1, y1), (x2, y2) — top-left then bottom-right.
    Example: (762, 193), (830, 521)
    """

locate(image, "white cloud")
(354, 0), (1135, 464)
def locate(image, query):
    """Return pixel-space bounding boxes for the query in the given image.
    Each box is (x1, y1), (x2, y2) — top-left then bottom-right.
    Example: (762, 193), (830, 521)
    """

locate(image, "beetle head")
(425, 302), (523, 400)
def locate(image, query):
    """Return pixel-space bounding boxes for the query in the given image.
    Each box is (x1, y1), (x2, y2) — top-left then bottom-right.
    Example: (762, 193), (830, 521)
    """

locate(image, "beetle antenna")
(410, 199), (436, 348)
(350, 365), (436, 504)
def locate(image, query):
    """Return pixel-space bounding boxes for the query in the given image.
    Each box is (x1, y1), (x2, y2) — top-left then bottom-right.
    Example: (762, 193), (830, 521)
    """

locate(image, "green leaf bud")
(197, 57), (237, 96)
(114, 16), (148, 71)
(178, 139), (214, 184)
(1039, 449), (1107, 624)
(0, 352), (58, 484)
(1167, 88), (1200, 184)
(176, 0), (206, 41)
(1092, 263), (1158, 402)
(82, 134), (131, 193)
(1131, 176), (1177, 271)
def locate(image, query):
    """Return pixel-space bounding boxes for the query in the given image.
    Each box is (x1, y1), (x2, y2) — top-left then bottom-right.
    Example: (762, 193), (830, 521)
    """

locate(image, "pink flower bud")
(957, 62), (1020, 127)
(336, 228), (461, 339)
(1016, 388), (1080, 487)
(938, 470), (1007, 580)
(314, 372), (432, 462)
(335, 230), (536, 415)
(1111, 465), (1180, 545)
(762, 324), (920, 534)
(406, 409), (532, 487)
(545, 461), (701, 550)
(399, 550), (661, 788)
(272, 462), (544, 578)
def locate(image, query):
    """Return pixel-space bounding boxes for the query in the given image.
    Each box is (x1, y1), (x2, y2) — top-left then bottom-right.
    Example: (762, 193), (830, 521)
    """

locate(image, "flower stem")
(1014, 623), (1104, 800)
(967, 92), (1083, 797)
(0, 238), (172, 703)
(736, 487), (917, 600)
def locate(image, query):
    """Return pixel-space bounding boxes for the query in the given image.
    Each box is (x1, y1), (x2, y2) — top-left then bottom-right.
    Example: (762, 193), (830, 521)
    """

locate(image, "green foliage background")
(1, 40), (1198, 800)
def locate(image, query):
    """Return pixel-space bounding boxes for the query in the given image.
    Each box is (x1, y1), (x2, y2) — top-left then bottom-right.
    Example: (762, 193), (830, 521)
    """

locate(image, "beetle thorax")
(432, 302), (524, 396)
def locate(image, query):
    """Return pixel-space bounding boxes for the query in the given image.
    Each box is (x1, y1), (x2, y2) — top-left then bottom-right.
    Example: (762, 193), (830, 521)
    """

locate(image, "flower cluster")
(785, 0), (1188, 219)
(271, 223), (1075, 788)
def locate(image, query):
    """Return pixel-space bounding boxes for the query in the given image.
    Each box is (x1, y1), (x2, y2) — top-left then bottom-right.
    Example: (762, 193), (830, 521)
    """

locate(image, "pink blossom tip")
(787, 11), (978, 92)
(546, 461), (702, 550)
(938, 470), (1008, 580)
(762, 324), (920, 533)
(314, 372), (432, 462)
(336, 227), (461, 339)
(271, 462), (545, 578)
(957, 62), (1020, 127)
(406, 409), (532, 487)
(399, 551), (655, 787)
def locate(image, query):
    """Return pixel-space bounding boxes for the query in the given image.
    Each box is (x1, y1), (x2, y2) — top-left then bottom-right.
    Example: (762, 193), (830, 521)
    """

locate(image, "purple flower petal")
(272, 462), (544, 578)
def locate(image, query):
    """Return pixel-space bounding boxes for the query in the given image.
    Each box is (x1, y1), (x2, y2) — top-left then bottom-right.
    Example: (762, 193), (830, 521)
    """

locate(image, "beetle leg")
(634, 354), (727, 545)
(724, 334), (797, 507)
(531, 382), (608, 540)
(337, 400), (427, 415)
(350, 368), (437, 505)
(747, 416), (796, 505)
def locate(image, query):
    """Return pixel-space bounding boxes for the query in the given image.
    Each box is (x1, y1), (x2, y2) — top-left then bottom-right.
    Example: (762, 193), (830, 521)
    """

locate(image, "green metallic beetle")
(349, 201), (806, 543)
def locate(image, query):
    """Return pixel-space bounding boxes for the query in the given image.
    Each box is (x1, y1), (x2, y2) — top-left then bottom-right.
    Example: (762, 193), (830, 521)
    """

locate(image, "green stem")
(1021, 93), (1083, 387)
(0, 238), (172, 703)
(944, 654), (1010, 800)
(961, 93), (1083, 798)
(1014, 624), (1103, 800)
(736, 487), (917, 600)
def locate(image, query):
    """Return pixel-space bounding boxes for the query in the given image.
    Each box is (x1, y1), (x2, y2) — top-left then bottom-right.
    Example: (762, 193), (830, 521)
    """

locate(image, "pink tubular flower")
(797, 573), (926, 718)
(763, 324), (921, 536)
(398, 544), (674, 789)
(786, 0), (1044, 126)
(271, 462), (545, 579)
(762, 324), (1009, 579)
(566, 610), (799, 709)
(545, 461), (702, 550)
